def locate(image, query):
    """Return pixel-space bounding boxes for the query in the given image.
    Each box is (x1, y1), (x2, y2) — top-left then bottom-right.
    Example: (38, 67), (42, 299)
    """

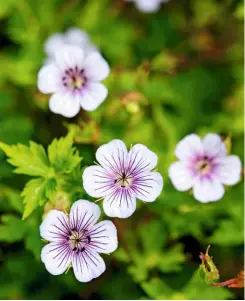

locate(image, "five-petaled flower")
(126, 0), (170, 13)
(40, 200), (118, 282)
(38, 44), (110, 117)
(82, 139), (164, 218)
(169, 133), (242, 203)
(44, 27), (97, 65)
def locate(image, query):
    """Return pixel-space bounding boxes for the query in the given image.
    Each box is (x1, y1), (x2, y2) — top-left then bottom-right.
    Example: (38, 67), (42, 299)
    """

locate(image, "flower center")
(69, 230), (90, 251)
(195, 158), (211, 175)
(62, 66), (86, 92)
(115, 172), (133, 188)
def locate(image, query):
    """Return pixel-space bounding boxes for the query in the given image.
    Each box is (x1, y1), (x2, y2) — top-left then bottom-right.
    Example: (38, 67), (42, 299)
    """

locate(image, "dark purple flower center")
(62, 66), (86, 92)
(114, 171), (133, 188)
(69, 230), (90, 252)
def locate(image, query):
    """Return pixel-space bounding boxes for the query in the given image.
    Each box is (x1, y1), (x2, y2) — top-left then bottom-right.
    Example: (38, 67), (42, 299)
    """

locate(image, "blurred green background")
(0, 0), (244, 299)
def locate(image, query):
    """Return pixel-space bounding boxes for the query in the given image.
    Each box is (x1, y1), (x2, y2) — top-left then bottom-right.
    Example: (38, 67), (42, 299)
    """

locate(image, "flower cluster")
(38, 28), (110, 117)
(38, 27), (242, 283)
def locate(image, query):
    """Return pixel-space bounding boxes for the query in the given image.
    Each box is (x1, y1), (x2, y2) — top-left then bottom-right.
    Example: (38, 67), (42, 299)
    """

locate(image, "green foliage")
(0, 0), (243, 299)
(0, 133), (82, 218)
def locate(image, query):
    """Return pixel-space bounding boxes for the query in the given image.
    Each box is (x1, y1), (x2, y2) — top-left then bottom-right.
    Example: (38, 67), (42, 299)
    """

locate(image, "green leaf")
(48, 132), (82, 173)
(21, 178), (53, 219)
(0, 141), (49, 177)
(0, 215), (26, 242)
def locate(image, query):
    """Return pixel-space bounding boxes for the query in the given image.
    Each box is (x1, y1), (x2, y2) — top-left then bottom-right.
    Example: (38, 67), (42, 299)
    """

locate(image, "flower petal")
(175, 134), (203, 162)
(41, 242), (72, 275)
(44, 33), (65, 57)
(87, 220), (118, 254)
(193, 177), (225, 203)
(55, 45), (85, 70)
(84, 52), (110, 81)
(135, 0), (162, 12)
(69, 200), (101, 232)
(49, 92), (80, 118)
(72, 249), (105, 282)
(168, 162), (194, 191)
(96, 139), (128, 173)
(80, 82), (108, 111)
(132, 171), (163, 202)
(103, 189), (136, 218)
(217, 155), (242, 185)
(82, 165), (114, 198)
(40, 209), (70, 242)
(37, 64), (60, 94)
(203, 133), (226, 158)
(126, 144), (158, 174)
(65, 28), (89, 46)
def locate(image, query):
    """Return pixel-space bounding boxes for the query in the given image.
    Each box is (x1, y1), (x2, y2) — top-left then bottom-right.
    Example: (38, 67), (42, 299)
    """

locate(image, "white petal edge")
(80, 82), (108, 111)
(40, 209), (70, 242)
(87, 220), (118, 254)
(135, 0), (162, 12)
(95, 139), (128, 172)
(103, 190), (137, 218)
(72, 250), (106, 282)
(127, 144), (158, 173)
(193, 178), (225, 203)
(65, 27), (89, 46)
(175, 134), (203, 162)
(41, 242), (72, 275)
(44, 33), (65, 57)
(217, 155), (242, 185)
(49, 92), (80, 118)
(37, 64), (60, 94)
(202, 133), (226, 158)
(55, 45), (85, 70)
(133, 171), (163, 202)
(69, 200), (101, 231)
(82, 165), (114, 198)
(84, 52), (110, 81)
(168, 162), (194, 191)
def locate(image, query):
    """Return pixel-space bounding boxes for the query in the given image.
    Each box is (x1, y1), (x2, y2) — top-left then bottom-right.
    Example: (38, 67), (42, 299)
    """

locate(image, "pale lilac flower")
(38, 44), (110, 117)
(126, 0), (170, 13)
(44, 27), (97, 64)
(82, 140), (164, 218)
(169, 134), (242, 203)
(40, 200), (118, 282)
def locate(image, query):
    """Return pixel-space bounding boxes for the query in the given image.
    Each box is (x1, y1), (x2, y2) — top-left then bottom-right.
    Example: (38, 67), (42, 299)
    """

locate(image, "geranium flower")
(44, 27), (97, 64)
(126, 0), (170, 13)
(169, 134), (242, 202)
(40, 200), (118, 282)
(38, 44), (110, 117)
(82, 140), (163, 218)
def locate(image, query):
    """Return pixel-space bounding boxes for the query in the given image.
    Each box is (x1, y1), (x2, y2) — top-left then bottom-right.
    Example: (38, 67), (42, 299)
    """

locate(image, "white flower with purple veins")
(169, 134), (242, 203)
(126, 0), (170, 13)
(83, 140), (164, 218)
(38, 45), (110, 117)
(44, 27), (97, 64)
(40, 200), (118, 282)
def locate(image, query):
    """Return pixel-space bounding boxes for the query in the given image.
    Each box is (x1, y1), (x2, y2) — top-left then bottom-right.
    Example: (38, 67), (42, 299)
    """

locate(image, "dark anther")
(73, 247), (77, 251)
(81, 247), (85, 252)
(121, 185), (125, 188)
(71, 228), (76, 231)
(87, 236), (91, 243)
(114, 179), (117, 184)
